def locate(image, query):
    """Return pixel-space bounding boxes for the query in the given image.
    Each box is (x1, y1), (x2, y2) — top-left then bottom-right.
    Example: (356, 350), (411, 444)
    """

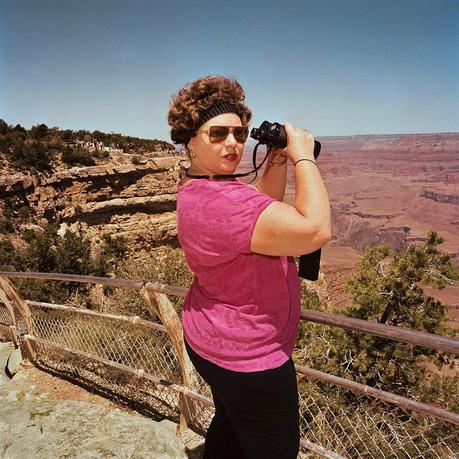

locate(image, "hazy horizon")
(1, 116), (457, 143)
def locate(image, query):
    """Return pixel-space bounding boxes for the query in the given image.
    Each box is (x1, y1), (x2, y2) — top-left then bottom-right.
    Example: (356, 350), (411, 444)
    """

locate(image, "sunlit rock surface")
(0, 156), (186, 253)
(0, 398), (187, 458)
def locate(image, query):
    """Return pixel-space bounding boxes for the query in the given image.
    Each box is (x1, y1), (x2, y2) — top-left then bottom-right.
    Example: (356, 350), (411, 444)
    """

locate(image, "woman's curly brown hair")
(167, 75), (252, 146)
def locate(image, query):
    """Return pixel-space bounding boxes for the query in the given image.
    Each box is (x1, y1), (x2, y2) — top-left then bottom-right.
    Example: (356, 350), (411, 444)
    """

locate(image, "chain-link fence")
(0, 301), (13, 341)
(296, 377), (458, 458)
(31, 303), (182, 416)
(0, 273), (458, 458)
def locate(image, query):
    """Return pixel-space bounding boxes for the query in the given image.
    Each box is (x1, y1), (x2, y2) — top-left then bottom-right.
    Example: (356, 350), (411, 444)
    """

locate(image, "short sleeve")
(179, 180), (274, 256)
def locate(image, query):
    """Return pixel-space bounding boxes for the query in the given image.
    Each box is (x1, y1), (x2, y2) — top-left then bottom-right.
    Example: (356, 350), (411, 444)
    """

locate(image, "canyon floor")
(241, 132), (459, 325)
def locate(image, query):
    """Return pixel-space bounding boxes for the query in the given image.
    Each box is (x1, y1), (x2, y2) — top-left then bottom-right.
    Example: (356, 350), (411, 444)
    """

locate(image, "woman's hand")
(267, 147), (287, 163)
(283, 122), (315, 163)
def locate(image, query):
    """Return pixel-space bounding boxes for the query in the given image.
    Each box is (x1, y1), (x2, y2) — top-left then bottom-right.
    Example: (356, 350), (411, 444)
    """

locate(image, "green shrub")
(91, 247), (193, 319)
(295, 232), (458, 401)
(91, 234), (128, 277)
(30, 123), (49, 140)
(94, 149), (110, 160)
(4, 225), (118, 303)
(62, 146), (95, 166)
(0, 119), (8, 135)
(13, 141), (53, 171)
(55, 230), (92, 275)
(0, 238), (23, 270)
(0, 219), (14, 234)
(18, 205), (32, 221)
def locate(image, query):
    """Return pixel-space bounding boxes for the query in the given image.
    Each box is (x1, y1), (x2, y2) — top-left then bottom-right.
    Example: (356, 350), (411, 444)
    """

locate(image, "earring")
(190, 150), (197, 159)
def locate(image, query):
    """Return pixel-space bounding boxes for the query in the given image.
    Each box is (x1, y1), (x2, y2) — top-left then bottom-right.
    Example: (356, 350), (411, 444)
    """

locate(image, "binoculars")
(251, 120), (322, 281)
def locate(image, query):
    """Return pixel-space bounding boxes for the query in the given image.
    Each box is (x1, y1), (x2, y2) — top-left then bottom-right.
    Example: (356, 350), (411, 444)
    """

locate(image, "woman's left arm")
(254, 149), (288, 201)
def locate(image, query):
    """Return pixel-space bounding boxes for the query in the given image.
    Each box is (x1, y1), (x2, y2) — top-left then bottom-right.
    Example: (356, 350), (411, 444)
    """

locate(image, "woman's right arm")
(250, 122), (331, 257)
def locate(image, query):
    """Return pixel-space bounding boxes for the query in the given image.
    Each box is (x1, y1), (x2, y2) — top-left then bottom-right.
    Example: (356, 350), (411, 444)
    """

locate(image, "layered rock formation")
(2, 132), (458, 317)
(0, 155), (187, 255)
(242, 132), (459, 261)
(420, 191), (459, 206)
(240, 133), (459, 316)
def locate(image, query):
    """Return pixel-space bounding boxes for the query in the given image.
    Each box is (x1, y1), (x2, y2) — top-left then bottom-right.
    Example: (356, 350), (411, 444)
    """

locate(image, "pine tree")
(296, 232), (458, 399)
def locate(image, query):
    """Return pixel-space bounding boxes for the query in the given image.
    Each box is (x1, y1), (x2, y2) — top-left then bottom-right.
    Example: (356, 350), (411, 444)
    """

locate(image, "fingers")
(284, 121), (295, 137)
(284, 122), (314, 140)
(283, 121), (315, 162)
(269, 146), (287, 157)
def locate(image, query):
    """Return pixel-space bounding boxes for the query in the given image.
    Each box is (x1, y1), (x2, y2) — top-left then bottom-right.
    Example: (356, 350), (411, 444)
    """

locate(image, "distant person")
(167, 75), (331, 459)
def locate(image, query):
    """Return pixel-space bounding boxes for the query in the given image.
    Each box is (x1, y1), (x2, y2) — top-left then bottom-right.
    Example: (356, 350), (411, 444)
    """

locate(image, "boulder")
(0, 342), (14, 380)
(6, 347), (22, 377)
(0, 398), (187, 459)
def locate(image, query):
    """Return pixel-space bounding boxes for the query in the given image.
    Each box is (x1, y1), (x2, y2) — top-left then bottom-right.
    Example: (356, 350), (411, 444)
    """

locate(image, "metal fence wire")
(27, 301), (214, 433)
(0, 279), (458, 459)
(296, 378), (458, 458)
(32, 305), (180, 383)
(0, 302), (13, 341)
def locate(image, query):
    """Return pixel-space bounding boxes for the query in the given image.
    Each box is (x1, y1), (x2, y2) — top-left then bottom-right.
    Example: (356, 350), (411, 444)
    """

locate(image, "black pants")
(185, 339), (300, 459)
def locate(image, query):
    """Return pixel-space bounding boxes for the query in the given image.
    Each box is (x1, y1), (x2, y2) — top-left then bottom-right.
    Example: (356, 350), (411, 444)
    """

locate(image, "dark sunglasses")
(197, 125), (249, 143)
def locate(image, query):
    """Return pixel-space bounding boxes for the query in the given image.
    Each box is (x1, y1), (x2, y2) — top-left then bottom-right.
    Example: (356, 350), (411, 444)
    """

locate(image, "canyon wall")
(241, 133), (459, 317)
(0, 156), (186, 256)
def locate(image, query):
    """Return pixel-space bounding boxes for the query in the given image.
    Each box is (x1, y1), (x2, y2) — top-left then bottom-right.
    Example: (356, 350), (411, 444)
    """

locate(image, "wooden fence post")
(0, 276), (38, 363)
(0, 287), (19, 346)
(141, 283), (196, 434)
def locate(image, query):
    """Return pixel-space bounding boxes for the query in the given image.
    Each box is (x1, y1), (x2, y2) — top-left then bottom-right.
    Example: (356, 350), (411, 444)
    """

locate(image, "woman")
(168, 75), (331, 459)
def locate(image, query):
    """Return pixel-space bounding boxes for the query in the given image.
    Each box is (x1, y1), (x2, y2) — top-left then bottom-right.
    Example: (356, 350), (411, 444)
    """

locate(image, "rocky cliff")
(0, 155), (187, 256)
(420, 191), (459, 206)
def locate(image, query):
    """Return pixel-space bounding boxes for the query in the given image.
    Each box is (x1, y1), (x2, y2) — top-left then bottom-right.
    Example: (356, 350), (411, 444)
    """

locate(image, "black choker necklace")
(184, 169), (239, 181)
(184, 143), (269, 182)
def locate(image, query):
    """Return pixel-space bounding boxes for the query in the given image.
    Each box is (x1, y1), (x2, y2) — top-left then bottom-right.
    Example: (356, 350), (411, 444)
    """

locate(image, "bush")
(18, 205), (32, 221)
(25, 224), (58, 272)
(293, 233), (459, 454)
(0, 219), (14, 234)
(91, 247), (193, 319)
(0, 120), (176, 172)
(91, 234), (128, 277)
(13, 141), (53, 171)
(295, 232), (458, 400)
(55, 230), (92, 275)
(94, 149), (110, 160)
(62, 146), (95, 166)
(0, 197), (33, 233)
(4, 225), (119, 303)
(0, 238), (23, 270)
(0, 119), (9, 135)
(30, 123), (49, 140)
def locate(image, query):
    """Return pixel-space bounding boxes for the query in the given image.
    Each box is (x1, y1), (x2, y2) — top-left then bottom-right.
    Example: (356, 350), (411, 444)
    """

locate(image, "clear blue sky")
(1, 0), (458, 142)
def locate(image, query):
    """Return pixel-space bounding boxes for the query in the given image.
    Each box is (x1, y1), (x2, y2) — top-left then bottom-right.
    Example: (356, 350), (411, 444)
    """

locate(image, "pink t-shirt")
(177, 179), (301, 372)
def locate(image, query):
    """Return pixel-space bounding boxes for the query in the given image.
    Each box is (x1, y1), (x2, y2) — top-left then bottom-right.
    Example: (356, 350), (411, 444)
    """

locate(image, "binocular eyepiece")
(250, 121), (321, 159)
